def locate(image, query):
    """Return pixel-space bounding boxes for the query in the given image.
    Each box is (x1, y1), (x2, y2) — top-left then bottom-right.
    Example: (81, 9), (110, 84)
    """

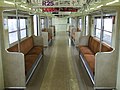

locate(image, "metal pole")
(16, 9), (20, 52)
(100, 10), (104, 52)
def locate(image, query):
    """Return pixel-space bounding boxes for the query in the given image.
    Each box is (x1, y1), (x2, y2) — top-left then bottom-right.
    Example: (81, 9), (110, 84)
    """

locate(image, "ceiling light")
(90, 8), (94, 10)
(29, 8), (32, 10)
(4, 1), (14, 5)
(97, 4), (103, 8)
(106, 0), (118, 5)
(20, 5), (27, 9)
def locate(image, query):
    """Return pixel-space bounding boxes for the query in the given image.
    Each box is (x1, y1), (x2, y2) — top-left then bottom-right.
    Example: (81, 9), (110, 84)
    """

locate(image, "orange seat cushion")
(84, 54), (95, 73)
(79, 36), (113, 74)
(25, 54), (38, 73)
(79, 46), (94, 55)
(7, 44), (18, 52)
(28, 46), (43, 55)
(20, 36), (33, 55)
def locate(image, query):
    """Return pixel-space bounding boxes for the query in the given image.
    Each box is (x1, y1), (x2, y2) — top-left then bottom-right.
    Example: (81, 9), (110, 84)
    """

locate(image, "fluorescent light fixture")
(20, 5), (27, 9)
(90, 8), (94, 10)
(4, 1), (14, 5)
(106, 0), (118, 5)
(29, 8), (31, 10)
(97, 4), (103, 8)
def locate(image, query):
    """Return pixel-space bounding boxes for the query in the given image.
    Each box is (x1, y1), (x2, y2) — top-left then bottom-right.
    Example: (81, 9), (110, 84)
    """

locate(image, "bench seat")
(78, 35), (116, 88)
(7, 36), (43, 75)
(4, 35), (43, 87)
(79, 36), (113, 74)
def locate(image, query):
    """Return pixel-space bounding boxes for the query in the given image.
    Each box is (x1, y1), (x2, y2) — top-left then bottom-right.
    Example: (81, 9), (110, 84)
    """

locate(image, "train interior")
(0, 0), (120, 90)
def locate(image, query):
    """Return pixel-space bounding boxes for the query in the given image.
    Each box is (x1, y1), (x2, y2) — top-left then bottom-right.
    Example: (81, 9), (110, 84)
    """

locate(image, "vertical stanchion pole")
(16, 10), (20, 52)
(100, 10), (104, 52)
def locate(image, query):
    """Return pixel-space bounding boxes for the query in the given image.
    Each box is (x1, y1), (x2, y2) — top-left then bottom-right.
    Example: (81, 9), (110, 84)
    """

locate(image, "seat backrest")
(101, 43), (113, 52)
(7, 36), (34, 55)
(7, 44), (18, 52)
(20, 36), (34, 55)
(88, 36), (113, 54)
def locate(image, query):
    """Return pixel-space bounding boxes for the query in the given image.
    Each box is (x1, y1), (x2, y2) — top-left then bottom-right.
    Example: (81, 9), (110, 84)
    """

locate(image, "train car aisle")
(40, 31), (80, 90)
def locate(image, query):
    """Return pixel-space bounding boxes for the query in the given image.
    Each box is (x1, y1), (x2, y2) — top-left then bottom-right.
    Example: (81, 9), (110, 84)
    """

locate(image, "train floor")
(26, 31), (93, 90)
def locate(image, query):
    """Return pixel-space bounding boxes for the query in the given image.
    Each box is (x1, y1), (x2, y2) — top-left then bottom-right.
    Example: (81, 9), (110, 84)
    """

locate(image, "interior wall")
(81, 16), (85, 35)
(116, 11), (120, 90)
(89, 15), (92, 35)
(52, 17), (67, 31)
(28, 16), (33, 36)
(0, 8), (5, 90)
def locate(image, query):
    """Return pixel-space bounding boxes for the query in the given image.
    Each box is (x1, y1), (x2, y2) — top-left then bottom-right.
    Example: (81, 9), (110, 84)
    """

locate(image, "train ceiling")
(3, 0), (96, 9)
(2, 0), (93, 17)
(4, 0), (119, 17)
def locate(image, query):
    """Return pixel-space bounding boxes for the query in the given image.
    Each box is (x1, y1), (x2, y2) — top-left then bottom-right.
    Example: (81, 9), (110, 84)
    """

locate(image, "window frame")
(8, 16), (28, 44)
(94, 16), (114, 45)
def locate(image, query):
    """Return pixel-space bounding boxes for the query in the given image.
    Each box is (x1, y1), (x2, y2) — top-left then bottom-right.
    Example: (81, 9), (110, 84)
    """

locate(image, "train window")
(34, 15), (38, 36)
(103, 18), (113, 45)
(95, 18), (101, 38)
(8, 19), (18, 44)
(85, 16), (89, 35)
(41, 18), (45, 29)
(78, 18), (82, 30)
(8, 18), (28, 44)
(94, 16), (113, 45)
(69, 18), (72, 24)
(20, 19), (27, 39)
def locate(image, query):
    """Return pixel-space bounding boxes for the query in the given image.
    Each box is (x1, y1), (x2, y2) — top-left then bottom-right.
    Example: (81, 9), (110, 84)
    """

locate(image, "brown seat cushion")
(25, 54), (38, 73)
(101, 43), (113, 52)
(7, 44), (18, 52)
(79, 36), (113, 74)
(79, 46), (94, 55)
(88, 36), (100, 54)
(84, 54), (95, 73)
(27, 46), (43, 55)
(20, 36), (34, 55)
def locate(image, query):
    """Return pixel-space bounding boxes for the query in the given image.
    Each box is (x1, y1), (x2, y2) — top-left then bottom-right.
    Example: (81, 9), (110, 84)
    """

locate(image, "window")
(103, 18), (113, 44)
(94, 16), (114, 45)
(34, 15), (38, 36)
(20, 19), (27, 38)
(85, 16), (89, 35)
(41, 18), (45, 29)
(8, 17), (28, 44)
(69, 18), (72, 24)
(8, 18), (18, 44)
(79, 18), (82, 30)
(95, 18), (101, 38)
